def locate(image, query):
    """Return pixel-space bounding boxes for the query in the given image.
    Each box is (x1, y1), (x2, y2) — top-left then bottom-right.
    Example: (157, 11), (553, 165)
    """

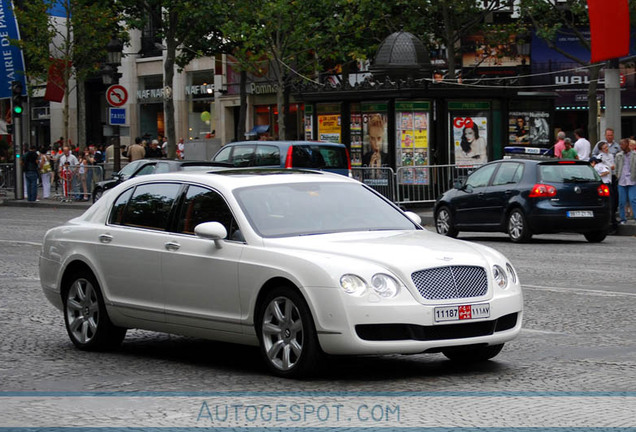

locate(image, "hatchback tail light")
(598, 184), (610, 197)
(285, 146), (294, 169)
(529, 183), (557, 198)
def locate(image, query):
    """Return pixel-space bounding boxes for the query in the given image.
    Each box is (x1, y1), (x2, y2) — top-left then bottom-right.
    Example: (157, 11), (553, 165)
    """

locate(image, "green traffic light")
(13, 106), (22, 114)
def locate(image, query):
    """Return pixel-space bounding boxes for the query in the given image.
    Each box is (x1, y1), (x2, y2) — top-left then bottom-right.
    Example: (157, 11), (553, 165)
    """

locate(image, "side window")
(492, 163), (523, 186)
(465, 163), (498, 188)
(109, 188), (134, 225)
(154, 162), (170, 174)
(213, 146), (232, 163)
(230, 146), (256, 167)
(121, 183), (182, 231)
(176, 185), (241, 240)
(135, 163), (156, 177)
(254, 145), (280, 166)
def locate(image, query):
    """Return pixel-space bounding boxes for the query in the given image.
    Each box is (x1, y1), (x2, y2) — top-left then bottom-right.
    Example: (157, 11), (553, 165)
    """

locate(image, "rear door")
(95, 182), (182, 322)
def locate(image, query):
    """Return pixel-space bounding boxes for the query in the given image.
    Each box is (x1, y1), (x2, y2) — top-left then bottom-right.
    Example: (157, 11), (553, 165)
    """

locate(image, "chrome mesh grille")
(411, 266), (488, 300)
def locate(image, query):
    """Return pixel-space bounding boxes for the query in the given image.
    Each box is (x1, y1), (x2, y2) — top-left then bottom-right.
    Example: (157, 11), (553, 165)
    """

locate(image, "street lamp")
(104, 36), (123, 171)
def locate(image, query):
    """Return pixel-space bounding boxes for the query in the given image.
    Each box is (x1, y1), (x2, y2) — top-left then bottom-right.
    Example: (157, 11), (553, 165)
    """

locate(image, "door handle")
(165, 241), (181, 251)
(98, 234), (113, 243)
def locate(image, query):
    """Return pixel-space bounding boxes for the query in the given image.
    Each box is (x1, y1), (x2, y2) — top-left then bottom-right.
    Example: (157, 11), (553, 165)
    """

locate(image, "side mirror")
(404, 211), (422, 225)
(194, 222), (228, 248)
(453, 179), (464, 189)
(111, 173), (121, 180)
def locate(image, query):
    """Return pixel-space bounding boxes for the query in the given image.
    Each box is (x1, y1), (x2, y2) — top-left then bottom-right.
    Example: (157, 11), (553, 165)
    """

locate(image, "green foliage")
(13, 0), (121, 83)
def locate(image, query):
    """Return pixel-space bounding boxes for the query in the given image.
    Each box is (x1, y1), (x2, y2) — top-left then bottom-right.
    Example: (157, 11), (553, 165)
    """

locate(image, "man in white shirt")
(57, 145), (78, 172)
(573, 128), (591, 161)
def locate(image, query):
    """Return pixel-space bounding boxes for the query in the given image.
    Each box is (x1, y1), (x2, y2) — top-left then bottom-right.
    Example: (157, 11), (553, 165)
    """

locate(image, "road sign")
(106, 84), (128, 107)
(109, 108), (127, 125)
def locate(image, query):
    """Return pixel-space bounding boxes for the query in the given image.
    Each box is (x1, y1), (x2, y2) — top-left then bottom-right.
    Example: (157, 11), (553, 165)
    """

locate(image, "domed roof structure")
(370, 31), (431, 81)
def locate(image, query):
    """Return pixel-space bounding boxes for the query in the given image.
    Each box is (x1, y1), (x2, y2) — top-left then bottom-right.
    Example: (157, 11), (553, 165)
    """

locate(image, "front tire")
(256, 287), (322, 378)
(507, 209), (532, 243)
(92, 188), (103, 203)
(63, 270), (126, 351)
(435, 206), (459, 238)
(442, 343), (504, 363)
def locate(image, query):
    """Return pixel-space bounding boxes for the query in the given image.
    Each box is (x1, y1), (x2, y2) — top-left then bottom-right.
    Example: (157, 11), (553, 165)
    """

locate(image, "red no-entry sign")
(106, 84), (128, 107)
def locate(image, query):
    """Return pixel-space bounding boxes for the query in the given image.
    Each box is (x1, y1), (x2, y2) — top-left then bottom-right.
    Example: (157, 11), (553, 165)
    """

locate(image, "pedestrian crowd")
(21, 134), (185, 202)
(554, 127), (636, 229)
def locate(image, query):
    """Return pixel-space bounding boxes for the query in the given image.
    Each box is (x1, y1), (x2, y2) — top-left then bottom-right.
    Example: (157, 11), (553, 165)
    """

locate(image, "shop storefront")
(137, 75), (165, 140)
(187, 71), (216, 140)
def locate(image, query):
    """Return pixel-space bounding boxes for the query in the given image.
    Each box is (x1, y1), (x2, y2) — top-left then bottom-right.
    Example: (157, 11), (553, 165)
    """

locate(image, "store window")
(395, 101), (430, 185)
(449, 101), (491, 167)
(252, 103), (304, 140)
(187, 71), (216, 140)
(316, 103), (341, 143)
(138, 75), (164, 140)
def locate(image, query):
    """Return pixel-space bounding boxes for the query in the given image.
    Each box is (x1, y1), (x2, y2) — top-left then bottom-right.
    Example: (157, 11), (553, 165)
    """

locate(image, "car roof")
(220, 140), (346, 149)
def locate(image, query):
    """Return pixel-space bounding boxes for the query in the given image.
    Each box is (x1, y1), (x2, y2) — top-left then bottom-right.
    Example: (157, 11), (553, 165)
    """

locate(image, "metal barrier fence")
(0, 163), (104, 201)
(353, 164), (482, 205)
(0, 163), (16, 194)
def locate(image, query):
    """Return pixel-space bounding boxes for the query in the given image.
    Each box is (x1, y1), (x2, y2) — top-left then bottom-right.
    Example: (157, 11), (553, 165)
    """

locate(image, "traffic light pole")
(13, 116), (23, 199)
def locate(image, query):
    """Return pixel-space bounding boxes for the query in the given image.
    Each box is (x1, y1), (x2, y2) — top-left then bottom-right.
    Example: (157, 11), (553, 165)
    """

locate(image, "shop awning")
(246, 125), (270, 136)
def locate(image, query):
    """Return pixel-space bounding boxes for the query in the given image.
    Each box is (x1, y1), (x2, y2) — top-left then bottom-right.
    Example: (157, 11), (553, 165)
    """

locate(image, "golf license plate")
(567, 210), (593, 218)
(434, 303), (490, 323)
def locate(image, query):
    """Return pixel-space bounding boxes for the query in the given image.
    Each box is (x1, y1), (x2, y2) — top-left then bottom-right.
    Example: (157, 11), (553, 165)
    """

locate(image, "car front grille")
(411, 265), (488, 300)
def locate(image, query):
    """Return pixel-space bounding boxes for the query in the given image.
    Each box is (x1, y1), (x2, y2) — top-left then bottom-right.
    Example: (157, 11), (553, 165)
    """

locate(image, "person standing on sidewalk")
(38, 147), (53, 199)
(592, 128), (621, 156)
(573, 128), (591, 161)
(23, 145), (40, 202)
(615, 138), (636, 224)
(554, 131), (566, 158)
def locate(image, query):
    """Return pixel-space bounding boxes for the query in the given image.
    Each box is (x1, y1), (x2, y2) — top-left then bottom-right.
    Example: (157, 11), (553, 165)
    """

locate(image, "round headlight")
(492, 265), (508, 289)
(340, 274), (367, 296)
(371, 274), (400, 298)
(506, 262), (517, 284)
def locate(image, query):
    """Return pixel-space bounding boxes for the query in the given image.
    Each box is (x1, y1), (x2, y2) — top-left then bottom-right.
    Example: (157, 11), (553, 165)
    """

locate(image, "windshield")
(234, 182), (417, 237)
(539, 164), (600, 183)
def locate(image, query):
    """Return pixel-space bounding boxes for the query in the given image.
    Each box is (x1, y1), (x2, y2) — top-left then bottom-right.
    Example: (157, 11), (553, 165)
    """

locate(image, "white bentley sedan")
(40, 169), (523, 377)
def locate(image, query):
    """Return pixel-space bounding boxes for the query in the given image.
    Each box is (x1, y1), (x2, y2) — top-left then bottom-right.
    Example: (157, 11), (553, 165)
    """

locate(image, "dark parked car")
(211, 140), (351, 176)
(92, 159), (227, 202)
(434, 159), (611, 243)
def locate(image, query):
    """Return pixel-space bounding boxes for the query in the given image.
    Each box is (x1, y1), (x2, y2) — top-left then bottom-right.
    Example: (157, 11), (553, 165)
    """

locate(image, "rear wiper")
(564, 176), (590, 182)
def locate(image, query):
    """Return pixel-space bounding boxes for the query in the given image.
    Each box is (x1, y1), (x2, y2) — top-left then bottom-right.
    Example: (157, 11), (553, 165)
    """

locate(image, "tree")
(13, 0), (121, 148)
(118, 0), (225, 158)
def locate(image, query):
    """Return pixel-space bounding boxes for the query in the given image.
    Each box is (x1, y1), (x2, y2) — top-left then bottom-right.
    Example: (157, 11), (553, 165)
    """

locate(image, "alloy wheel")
(261, 296), (304, 372)
(65, 278), (100, 344)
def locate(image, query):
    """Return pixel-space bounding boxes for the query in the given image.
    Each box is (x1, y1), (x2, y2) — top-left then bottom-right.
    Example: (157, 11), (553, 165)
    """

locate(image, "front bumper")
(306, 284), (523, 356)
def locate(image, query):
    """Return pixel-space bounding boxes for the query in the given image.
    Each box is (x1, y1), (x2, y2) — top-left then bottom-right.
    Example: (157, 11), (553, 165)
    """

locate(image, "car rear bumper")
(527, 203), (611, 233)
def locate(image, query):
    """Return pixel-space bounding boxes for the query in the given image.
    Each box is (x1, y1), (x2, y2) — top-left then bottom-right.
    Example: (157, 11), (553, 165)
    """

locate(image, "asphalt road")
(1, 206), (635, 429)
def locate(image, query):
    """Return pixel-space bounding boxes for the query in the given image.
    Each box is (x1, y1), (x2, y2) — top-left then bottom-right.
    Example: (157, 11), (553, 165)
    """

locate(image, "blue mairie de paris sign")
(0, 0), (27, 99)
(109, 108), (127, 125)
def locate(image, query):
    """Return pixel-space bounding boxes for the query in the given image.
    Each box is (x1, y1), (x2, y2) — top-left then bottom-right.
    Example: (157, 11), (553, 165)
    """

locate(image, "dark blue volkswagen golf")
(434, 159), (611, 243)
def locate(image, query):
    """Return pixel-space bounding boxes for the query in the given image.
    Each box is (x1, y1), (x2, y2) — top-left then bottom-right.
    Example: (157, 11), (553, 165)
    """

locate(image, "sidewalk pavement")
(2, 195), (635, 236)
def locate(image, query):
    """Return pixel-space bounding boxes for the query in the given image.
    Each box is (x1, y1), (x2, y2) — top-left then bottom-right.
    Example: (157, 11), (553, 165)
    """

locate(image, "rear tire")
(442, 343), (504, 363)
(256, 287), (322, 378)
(584, 230), (607, 243)
(507, 209), (532, 243)
(435, 206), (459, 238)
(63, 270), (126, 351)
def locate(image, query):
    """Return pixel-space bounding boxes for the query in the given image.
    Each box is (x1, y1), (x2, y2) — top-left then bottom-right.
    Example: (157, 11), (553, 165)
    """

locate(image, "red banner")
(44, 59), (71, 103)
(587, 0), (630, 63)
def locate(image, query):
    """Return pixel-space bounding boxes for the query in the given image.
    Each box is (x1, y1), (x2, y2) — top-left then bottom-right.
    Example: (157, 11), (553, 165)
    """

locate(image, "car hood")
(262, 229), (497, 274)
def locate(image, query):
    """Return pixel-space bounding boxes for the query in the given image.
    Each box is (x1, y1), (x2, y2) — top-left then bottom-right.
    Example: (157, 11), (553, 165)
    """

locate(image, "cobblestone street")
(1, 206), (635, 428)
